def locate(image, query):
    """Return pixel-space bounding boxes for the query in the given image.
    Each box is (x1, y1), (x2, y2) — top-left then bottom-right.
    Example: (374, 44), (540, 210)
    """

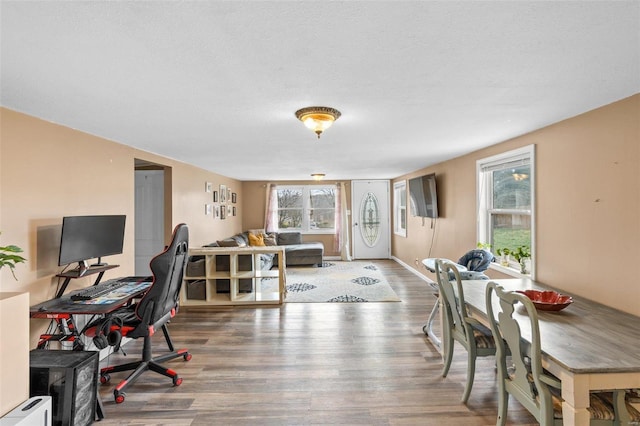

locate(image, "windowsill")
(488, 262), (531, 279)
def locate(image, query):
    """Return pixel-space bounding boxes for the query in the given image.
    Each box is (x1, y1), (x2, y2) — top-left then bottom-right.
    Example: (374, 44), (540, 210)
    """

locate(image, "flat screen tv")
(409, 173), (439, 218)
(58, 215), (126, 268)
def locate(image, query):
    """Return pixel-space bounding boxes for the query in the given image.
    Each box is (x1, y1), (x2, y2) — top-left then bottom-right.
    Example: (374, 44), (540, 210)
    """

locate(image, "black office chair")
(93, 223), (191, 404)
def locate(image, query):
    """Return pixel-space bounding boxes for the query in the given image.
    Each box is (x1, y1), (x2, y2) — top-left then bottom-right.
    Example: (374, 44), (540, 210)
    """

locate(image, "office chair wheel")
(183, 353), (192, 361)
(114, 391), (126, 404)
(100, 373), (110, 384)
(173, 376), (183, 386)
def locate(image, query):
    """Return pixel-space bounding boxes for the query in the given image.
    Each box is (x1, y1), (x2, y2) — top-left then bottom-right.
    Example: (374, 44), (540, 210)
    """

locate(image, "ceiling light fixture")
(295, 106), (341, 139)
(311, 173), (326, 181)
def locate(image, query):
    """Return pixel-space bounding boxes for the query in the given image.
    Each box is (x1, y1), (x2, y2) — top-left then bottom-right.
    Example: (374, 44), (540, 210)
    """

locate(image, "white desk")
(461, 278), (640, 426)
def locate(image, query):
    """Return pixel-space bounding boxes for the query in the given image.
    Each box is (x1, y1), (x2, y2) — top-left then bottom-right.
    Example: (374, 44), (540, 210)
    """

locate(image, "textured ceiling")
(1, 1), (638, 181)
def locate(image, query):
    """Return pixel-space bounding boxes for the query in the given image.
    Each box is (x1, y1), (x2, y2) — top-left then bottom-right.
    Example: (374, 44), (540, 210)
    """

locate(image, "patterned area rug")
(264, 261), (401, 303)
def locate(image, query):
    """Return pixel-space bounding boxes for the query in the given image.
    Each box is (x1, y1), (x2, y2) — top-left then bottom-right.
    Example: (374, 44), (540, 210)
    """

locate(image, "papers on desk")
(73, 281), (152, 305)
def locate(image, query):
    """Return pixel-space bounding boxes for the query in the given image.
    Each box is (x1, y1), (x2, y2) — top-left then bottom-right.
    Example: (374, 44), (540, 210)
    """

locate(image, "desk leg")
(561, 374), (591, 426)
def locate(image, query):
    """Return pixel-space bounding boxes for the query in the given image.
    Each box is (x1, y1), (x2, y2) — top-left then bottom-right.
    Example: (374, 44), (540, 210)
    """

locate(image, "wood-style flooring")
(96, 260), (537, 425)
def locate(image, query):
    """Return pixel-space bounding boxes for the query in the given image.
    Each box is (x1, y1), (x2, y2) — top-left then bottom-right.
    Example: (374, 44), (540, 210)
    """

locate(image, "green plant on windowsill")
(495, 247), (511, 267)
(476, 242), (492, 250)
(511, 245), (531, 274)
(0, 233), (27, 280)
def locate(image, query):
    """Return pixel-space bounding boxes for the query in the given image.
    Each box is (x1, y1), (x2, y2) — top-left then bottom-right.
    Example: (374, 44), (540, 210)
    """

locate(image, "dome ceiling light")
(295, 106), (341, 139)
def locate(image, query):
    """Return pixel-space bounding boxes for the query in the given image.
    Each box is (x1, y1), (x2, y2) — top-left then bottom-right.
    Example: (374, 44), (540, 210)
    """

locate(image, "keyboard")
(117, 276), (152, 283)
(70, 280), (130, 301)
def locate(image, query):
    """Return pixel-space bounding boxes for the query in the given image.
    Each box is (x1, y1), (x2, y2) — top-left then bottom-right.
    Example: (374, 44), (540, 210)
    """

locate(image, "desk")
(30, 278), (150, 421)
(461, 278), (640, 426)
(30, 278), (151, 348)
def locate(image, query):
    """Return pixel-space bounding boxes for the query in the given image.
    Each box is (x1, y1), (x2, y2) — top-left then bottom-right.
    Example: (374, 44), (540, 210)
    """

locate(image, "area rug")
(263, 261), (401, 303)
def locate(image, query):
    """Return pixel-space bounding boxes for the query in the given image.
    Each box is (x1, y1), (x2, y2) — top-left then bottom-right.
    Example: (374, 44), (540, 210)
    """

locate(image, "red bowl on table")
(517, 290), (573, 312)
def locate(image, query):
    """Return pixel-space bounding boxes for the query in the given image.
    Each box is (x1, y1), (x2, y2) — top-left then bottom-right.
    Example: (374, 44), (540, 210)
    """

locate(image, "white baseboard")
(390, 256), (434, 283)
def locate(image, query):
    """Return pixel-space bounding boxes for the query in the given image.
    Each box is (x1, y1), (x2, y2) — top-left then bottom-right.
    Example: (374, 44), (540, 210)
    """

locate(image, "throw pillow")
(216, 238), (239, 247)
(248, 232), (265, 246)
(263, 233), (277, 246)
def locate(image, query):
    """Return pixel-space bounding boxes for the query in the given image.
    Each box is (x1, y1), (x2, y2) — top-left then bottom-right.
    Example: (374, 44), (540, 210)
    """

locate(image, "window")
(275, 185), (336, 233)
(477, 145), (535, 276)
(393, 181), (407, 237)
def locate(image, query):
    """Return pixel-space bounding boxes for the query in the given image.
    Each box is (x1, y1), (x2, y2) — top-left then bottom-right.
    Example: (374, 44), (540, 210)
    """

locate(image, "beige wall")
(1, 93), (638, 351)
(0, 108), (243, 346)
(242, 180), (351, 257)
(393, 94), (640, 316)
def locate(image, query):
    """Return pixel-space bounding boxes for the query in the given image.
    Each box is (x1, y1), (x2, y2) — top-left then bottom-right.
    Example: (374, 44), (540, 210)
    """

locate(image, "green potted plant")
(476, 242), (492, 250)
(496, 247), (511, 267)
(511, 245), (531, 274)
(0, 233), (27, 280)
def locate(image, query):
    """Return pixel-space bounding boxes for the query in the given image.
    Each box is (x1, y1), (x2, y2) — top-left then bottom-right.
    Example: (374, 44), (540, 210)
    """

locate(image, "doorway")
(351, 180), (390, 259)
(134, 159), (171, 275)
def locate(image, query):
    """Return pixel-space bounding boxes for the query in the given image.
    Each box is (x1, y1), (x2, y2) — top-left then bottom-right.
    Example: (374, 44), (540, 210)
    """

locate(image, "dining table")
(460, 278), (640, 426)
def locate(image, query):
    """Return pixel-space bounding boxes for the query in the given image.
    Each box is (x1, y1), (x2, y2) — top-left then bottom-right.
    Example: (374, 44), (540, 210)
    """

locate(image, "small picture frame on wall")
(214, 205), (220, 218)
(220, 205), (226, 220)
(220, 185), (227, 203)
(213, 191), (218, 202)
(227, 188), (232, 201)
(232, 206), (236, 216)
(232, 193), (237, 204)
(205, 182), (212, 193)
(205, 204), (212, 215)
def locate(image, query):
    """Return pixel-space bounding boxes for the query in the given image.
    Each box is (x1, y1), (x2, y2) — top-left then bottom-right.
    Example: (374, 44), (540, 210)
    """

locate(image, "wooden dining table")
(461, 278), (640, 426)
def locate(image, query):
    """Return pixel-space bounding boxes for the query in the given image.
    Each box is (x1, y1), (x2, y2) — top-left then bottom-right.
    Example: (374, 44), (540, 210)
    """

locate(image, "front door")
(351, 180), (390, 259)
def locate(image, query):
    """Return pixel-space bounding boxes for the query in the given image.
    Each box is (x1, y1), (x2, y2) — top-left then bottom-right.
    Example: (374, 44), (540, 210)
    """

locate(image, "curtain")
(334, 182), (352, 261)
(264, 183), (278, 232)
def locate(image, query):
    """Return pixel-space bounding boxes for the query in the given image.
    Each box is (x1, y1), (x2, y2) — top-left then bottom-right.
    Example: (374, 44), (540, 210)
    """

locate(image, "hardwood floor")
(96, 260), (537, 425)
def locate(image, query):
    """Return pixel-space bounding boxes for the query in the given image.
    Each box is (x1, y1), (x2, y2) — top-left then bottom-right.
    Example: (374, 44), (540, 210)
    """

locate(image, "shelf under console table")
(182, 246), (286, 306)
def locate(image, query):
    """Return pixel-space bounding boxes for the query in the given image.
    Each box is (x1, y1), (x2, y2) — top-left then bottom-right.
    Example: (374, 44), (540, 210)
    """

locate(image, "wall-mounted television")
(408, 173), (439, 218)
(58, 215), (126, 268)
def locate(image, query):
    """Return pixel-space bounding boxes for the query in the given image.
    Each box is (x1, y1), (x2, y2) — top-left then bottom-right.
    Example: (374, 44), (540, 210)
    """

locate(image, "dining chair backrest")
(486, 281), (558, 424)
(435, 259), (474, 342)
(435, 258), (496, 403)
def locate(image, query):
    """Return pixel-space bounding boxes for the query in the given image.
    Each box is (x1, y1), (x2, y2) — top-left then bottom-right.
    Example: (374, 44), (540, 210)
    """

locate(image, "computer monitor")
(58, 215), (126, 268)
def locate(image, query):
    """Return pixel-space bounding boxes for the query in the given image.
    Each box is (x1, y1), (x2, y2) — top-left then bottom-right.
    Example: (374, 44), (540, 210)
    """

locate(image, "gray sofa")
(205, 231), (324, 268)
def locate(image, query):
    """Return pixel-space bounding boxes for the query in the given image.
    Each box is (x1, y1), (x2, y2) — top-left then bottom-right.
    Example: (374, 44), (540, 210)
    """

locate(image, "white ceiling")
(1, 1), (638, 181)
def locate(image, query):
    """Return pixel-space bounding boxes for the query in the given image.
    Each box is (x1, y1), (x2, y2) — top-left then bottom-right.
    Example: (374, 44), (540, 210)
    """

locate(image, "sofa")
(205, 230), (324, 268)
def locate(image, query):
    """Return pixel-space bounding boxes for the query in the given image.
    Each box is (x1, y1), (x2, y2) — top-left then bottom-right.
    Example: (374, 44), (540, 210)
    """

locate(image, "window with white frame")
(275, 185), (336, 233)
(477, 145), (535, 275)
(394, 181), (407, 237)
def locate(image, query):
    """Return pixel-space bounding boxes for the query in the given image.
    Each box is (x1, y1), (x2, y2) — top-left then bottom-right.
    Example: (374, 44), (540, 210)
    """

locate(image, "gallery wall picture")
(214, 205), (220, 218)
(220, 185), (227, 202)
(220, 205), (226, 220)
(232, 207), (236, 216)
(232, 193), (237, 204)
(205, 204), (212, 215)
(205, 182), (212, 193)
(213, 191), (218, 202)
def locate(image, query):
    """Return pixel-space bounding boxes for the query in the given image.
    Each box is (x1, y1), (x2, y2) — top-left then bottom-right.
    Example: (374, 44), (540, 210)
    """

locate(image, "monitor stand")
(91, 257), (108, 267)
(77, 261), (89, 277)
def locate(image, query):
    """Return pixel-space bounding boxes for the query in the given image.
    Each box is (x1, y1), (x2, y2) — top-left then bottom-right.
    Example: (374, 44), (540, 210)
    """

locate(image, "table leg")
(561, 374), (591, 426)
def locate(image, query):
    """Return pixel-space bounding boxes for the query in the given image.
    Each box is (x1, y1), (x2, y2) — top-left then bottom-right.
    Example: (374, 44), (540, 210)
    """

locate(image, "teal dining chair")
(435, 259), (496, 403)
(485, 282), (640, 425)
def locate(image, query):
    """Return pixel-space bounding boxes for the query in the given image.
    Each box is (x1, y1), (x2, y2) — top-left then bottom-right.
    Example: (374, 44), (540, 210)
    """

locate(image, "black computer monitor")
(58, 215), (126, 268)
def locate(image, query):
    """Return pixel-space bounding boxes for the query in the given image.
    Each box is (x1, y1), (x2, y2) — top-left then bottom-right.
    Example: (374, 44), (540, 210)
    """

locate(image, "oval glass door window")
(360, 192), (381, 247)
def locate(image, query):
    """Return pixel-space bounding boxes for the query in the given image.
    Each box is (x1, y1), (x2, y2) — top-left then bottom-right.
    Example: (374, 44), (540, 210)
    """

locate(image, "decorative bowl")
(517, 290), (573, 312)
